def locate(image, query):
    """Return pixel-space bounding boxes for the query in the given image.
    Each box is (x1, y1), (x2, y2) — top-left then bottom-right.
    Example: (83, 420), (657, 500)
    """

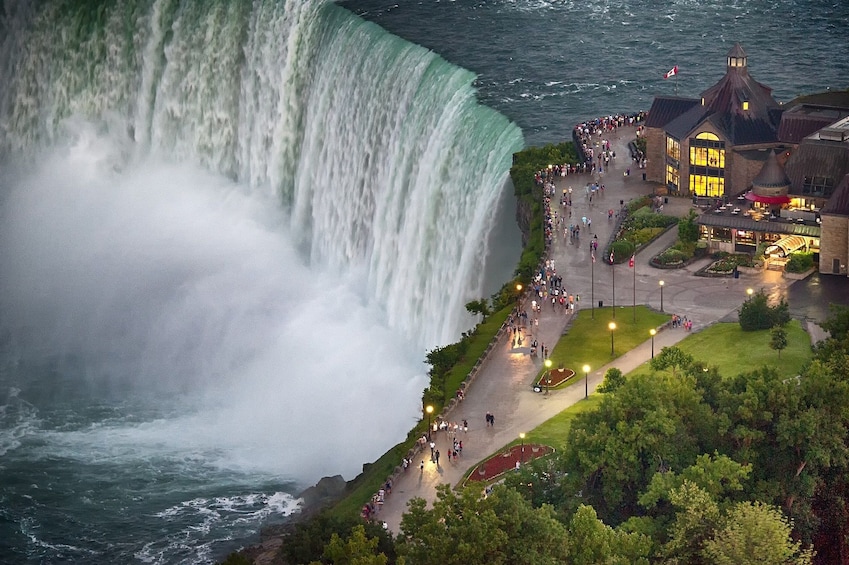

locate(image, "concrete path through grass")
(376, 125), (796, 533)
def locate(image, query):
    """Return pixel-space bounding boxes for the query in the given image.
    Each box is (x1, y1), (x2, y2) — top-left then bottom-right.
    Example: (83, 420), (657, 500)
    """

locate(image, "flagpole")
(633, 255), (637, 323)
(591, 246), (595, 320)
(611, 254), (616, 320)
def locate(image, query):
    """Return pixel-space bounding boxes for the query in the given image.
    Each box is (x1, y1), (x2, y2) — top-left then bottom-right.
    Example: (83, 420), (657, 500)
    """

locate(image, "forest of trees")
(225, 305), (849, 565)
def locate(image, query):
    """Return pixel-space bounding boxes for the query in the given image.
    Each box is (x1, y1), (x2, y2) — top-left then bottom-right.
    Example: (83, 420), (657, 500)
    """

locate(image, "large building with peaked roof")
(644, 43), (849, 276)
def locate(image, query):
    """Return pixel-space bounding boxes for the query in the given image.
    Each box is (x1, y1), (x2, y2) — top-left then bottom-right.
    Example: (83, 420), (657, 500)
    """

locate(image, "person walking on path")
(375, 123), (774, 534)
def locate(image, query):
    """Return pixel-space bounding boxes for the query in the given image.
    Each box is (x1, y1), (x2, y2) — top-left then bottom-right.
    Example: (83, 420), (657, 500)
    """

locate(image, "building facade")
(644, 44), (849, 276)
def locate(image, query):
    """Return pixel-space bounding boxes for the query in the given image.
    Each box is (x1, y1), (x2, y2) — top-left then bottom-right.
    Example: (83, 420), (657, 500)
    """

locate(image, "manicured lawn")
(522, 395), (603, 451)
(526, 319), (813, 453)
(628, 319), (811, 380)
(538, 305), (669, 388)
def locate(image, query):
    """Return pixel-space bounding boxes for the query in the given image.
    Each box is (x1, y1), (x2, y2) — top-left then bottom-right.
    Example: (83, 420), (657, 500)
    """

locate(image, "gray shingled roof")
(821, 174), (849, 216)
(644, 97), (701, 129)
(752, 150), (791, 190)
(665, 104), (712, 140)
(727, 42), (747, 59)
(785, 141), (849, 195)
(698, 44), (782, 145)
(778, 107), (849, 144)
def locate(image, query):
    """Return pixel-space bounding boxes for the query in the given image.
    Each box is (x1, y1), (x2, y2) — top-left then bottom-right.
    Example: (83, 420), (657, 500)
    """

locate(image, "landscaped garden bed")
(607, 196), (678, 264)
(533, 367), (576, 392)
(465, 444), (554, 483)
(696, 251), (755, 277)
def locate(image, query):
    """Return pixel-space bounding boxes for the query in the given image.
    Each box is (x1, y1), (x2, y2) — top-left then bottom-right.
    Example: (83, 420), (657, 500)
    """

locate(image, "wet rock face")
(297, 475), (348, 510)
(516, 196), (533, 246)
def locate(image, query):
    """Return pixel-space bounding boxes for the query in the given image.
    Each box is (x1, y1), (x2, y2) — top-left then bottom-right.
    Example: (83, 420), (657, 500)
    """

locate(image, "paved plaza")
(375, 125), (847, 533)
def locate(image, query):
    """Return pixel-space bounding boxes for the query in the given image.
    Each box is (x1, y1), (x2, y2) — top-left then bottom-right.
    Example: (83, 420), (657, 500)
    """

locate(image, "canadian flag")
(629, 254), (635, 268)
(609, 250), (615, 264)
(664, 65), (678, 79)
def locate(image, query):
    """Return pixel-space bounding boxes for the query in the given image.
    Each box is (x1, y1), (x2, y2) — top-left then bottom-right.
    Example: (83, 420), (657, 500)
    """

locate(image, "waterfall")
(0, 1), (523, 559)
(0, 0), (524, 349)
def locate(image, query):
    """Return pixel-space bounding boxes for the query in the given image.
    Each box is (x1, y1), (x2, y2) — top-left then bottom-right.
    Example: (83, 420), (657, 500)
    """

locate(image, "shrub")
(785, 252), (814, 273)
(598, 367), (625, 393)
(739, 290), (790, 331)
(627, 195), (653, 213)
(708, 258), (737, 273)
(610, 240), (636, 262)
(734, 254), (755, 267)
(656, 248), (689, 265)
(627, 227), (664, 246)
(678, 209), (699, 244)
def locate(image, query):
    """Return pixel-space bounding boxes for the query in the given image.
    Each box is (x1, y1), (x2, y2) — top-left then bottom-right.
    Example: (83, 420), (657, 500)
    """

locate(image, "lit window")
(742, 101), (749, 110)
(666, 136), (680, 161)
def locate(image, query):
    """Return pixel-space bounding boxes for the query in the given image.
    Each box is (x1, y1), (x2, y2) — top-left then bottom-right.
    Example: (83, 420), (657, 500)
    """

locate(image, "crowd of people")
(574, 111), (647, 171)
(366, 110), (662, 526)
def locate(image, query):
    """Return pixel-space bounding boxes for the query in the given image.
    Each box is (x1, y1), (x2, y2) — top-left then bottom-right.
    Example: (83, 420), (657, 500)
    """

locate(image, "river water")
(0, 0), (846, 563)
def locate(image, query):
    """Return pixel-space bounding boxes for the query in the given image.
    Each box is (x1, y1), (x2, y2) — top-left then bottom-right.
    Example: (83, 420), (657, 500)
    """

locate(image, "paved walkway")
(376, 126), (796, 532)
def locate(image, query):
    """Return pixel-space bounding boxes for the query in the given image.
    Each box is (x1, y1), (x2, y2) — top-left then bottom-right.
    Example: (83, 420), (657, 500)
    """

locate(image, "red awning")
(744, 191), (791, 205)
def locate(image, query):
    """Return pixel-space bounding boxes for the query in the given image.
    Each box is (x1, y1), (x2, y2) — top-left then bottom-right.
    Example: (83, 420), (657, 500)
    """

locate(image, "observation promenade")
(376, 125), (796, 533)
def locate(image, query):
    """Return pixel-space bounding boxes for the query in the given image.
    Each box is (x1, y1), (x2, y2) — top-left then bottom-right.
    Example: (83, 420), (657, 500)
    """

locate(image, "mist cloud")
(0, 128), (427, 483)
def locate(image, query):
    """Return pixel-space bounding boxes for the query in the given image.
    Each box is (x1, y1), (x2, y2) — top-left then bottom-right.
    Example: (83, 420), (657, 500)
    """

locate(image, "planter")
(736, 265), (762, 275)
(783, 267), (816, 280)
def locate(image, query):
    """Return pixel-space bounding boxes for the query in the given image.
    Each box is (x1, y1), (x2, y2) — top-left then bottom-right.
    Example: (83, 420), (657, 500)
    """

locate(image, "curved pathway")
(376, 126), (792, 532)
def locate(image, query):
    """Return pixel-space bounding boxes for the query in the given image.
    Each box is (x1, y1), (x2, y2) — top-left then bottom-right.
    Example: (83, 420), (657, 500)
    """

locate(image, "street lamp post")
(650, 328), (656, 358)
(747, 287), (753, 297)
(609, 321), (616, 356)
(519, 432), (526, 463)
(425, 405), (434, 441)
(544, 358), (553, 395)
(583, 364), (590, 399)
(659, 280), (665, 312)
(516, 283), (523, 316)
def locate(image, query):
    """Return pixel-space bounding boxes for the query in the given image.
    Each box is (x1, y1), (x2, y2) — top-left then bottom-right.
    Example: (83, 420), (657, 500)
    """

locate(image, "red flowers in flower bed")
(466, 444), (553, 482)
(535, 367), (575, 388)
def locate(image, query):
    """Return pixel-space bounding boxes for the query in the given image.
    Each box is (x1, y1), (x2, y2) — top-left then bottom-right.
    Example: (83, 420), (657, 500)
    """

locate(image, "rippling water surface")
(343, 0), (849, 145)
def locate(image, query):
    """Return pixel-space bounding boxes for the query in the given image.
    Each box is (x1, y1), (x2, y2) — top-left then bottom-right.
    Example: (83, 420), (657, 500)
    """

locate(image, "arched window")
(689, 132), (725, 197)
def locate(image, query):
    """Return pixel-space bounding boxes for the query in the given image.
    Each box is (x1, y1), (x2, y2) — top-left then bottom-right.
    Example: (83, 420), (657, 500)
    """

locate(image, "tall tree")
(565, 504), (651, 564)
(819, 304), (849, 341)
(312, 525), (391, 565)
(398, 484), (569, 565)
(702, 501), (814, 565)
(564, 372), (715, 522)
(649, 346), (694, 377)
(770, 325), (788, 358)
(661, 481), (722, 564)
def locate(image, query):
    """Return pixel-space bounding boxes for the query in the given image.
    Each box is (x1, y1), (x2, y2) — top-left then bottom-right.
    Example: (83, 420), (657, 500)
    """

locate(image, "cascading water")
(0, 0), (523, 562)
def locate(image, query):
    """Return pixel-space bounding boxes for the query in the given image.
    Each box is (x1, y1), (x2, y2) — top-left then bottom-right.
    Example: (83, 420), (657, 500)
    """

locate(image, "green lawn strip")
(535, 305), (669, 388)
(522, 395), (604, 452)
(442, 306), (512, 404)
(329, 441), (412, 518)
(627, 319), (811, 380)
(523, 320), (812, 454)
(328, 306), (513, 518)
(460, 395), (605, 485)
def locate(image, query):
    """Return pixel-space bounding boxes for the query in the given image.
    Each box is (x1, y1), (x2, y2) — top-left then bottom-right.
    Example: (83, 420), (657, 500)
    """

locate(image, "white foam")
(0, 133), (427, 482)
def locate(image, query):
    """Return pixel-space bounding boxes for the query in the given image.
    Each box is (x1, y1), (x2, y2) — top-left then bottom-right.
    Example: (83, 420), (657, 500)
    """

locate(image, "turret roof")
(752, 150), (791, 190)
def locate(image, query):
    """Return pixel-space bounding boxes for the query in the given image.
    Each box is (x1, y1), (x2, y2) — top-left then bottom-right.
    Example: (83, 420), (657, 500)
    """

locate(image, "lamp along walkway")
(374, 124), (793, 534)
